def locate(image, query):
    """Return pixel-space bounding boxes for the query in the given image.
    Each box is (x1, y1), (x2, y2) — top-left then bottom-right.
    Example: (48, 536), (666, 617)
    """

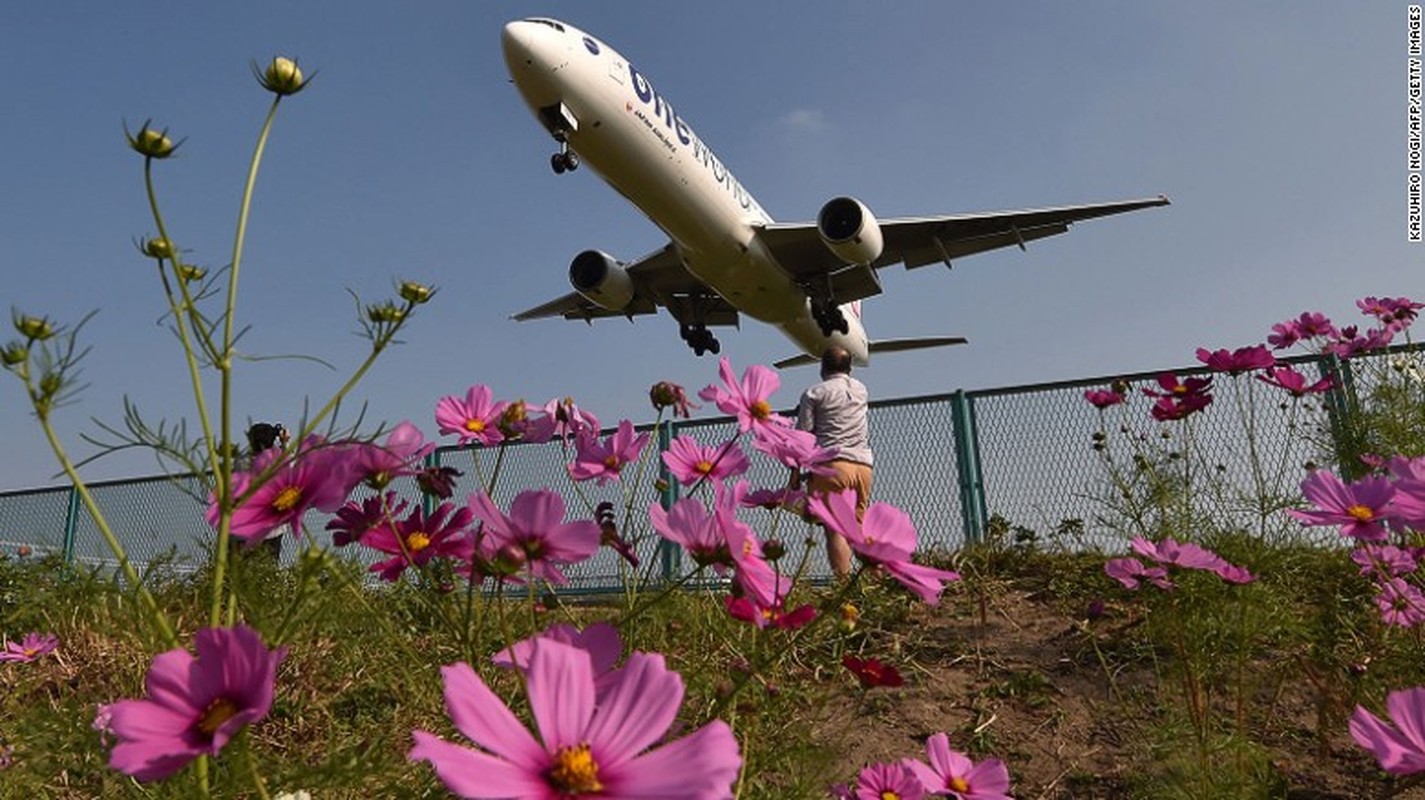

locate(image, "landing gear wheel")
(551, 153), (567, 174)
(562, 151), (579, 171)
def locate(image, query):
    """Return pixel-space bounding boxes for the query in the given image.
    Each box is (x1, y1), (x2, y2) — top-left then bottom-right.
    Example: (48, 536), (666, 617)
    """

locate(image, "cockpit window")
(524, 18), (566, 33)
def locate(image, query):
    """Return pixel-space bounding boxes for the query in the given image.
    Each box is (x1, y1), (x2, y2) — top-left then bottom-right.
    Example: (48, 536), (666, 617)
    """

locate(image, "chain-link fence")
(0, 348), (1410, 590)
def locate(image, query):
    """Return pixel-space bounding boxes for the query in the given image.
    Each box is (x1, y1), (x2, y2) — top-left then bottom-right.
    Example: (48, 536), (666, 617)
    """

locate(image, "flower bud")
(39, 372), (63, 398)
(260, 56), (308, 96)
(398, 281), (434, 305)
(142, 237), (176, 260)
(13, 314), (54, 342)
(763, 539), (786, 560)
(1, 343), (26, 367)
(127, 123), (177, 159)
(366, 302), (406, 325)
(176, 263), (208, 283)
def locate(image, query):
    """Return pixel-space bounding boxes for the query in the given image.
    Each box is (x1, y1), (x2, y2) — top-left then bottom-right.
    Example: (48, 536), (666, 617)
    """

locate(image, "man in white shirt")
(795, 346), (872, 579)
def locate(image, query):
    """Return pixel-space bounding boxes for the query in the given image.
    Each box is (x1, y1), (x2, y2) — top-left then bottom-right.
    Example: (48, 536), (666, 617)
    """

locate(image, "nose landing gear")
(551, 142), (579, 174)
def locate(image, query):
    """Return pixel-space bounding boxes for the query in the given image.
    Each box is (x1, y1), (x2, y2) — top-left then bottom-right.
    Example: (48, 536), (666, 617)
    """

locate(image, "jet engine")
(569, 249), (635, 311)
(816, 196), (884, 266)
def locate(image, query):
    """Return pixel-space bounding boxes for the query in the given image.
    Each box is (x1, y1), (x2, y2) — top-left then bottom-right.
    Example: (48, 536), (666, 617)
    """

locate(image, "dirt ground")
(818, 584), (1425, 800)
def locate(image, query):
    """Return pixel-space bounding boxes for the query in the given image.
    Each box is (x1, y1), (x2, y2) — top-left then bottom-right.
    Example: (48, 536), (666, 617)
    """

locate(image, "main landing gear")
(813, 302), (849, 337)
(680, 323), (720, 356)
(550, 142), (579, 174)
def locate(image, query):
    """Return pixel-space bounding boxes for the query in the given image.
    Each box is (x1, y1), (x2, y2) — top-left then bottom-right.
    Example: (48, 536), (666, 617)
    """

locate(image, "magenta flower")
(1149, 393), (1212, 421)
(649, 496), (730, 569)
(542, 396), (600, 442)
(1255, 365), (1334, 397)
(435, 385), (509, 447)
(1352, 545), (1419, 578)
(468, 489), (600, 585)
(363, 502), (474, 582)
(650, 380), (699, 419)
(0, 632), (59, 663)
(1351, 686), (1425, 775)
(1377, 577), (1425, 627)
(497, 399), (558, 444)
(903, 732), (1013, 800)
(1142, 372), (1212, 399)
(106, 625), (286, 782)
(842, 655), (905, 689)
(725, 595), (817, 630)
(1126, 536), (1255, 584)
(409, 640), (741, 799)
(213, 448), (350, 542)
(741, 486), (807, 511)
(568, 420), (650, 484)
(697, 357), (792, 432)
(1287, 470), (1396, 542)
(1195, 345), (1275, 375)
(752, 425), (838, 476)
(326, 492), (408, 547)
(807, 488), (961, 605)
(492, 622), (622, 677)
(348, 421), (435, 490)
(1083, 388), (1125, 408)
(852, 761), (924, 800)
(1104, 557), (1173, 591)
(662, 436), (750, 486)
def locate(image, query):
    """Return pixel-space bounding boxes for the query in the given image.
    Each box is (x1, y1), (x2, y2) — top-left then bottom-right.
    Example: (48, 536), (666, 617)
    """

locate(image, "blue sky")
(0, 3), (1417, 490)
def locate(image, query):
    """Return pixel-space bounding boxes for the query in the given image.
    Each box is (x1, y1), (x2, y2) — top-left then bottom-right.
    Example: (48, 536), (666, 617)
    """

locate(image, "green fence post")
(1317, 353), (1361, 476)
(657, 419), (681, 583)
(62, 485), (80, 564)
(950, 391), (987, 545)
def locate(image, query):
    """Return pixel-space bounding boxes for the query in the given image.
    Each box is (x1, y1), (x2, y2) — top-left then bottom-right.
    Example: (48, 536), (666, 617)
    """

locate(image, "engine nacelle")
(816, 196), (884, 266)
(569, 249), (636, 311)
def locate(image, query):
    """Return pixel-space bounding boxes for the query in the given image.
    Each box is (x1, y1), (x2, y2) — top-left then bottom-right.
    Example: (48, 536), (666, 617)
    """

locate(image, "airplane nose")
(501, 21), (536, 64)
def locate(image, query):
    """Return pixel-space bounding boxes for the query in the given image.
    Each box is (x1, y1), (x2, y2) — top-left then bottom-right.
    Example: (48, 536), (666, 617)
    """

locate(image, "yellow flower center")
(197, 697), (239, 736)
(696, 460), (714, 474)
(880, 792), (901, 800)
(949, 776), (971, 793)
(1171, 384), (1187, 395)
(406, 531), (431, 552)
(465, 418), (486, 433)
(604, 455), (621, 470)
(751, 400), (772, 419)
(1347, 504), (1375, 521)
(271, 485), (303, 513)
(547, 743), (603, 794)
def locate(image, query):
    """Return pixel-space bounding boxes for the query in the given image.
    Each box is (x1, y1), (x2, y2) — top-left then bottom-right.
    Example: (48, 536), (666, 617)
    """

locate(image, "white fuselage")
(502, 18), (870, 364)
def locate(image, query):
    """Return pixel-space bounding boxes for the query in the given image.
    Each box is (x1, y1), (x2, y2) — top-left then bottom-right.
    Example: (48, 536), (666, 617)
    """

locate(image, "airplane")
(502, 17), (1168, 368)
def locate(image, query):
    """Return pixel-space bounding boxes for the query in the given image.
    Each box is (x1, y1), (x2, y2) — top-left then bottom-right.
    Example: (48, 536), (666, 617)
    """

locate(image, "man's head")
(820, 345), (853, 378)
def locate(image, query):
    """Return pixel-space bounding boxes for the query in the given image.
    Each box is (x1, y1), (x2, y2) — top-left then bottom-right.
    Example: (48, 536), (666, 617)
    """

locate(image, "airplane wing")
(754, 196), (1170, 302)
(772, 335), (970, 369)
(511, 243), (740, 326)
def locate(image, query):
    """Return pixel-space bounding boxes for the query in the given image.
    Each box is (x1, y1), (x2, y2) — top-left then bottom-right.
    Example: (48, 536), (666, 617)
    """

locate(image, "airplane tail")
(773, 336), (969, 369)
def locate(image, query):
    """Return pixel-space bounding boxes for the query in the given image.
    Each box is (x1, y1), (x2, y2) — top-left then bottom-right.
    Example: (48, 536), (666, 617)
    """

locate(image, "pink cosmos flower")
(851, 762), (924, 800)
(435, 385), (508, 447)
(106, 625), (286, 782)
(1267, 320), (1304, 350)
(363, 502), (474, 582)
(725, 595), (817, 631)
(1195, 345), (1275, 375)
(1287, 470), (1396, 542)
(1255, 365), (1334, 397)
(1149, 393), (1212, 421)
(0, 632), (59, 663)
(903, 732), (1013, 800)
(697, 357), (792, 432)
(842, 655), (905, 688)
(348, 421), (434, 490)
(409, 640), (741, 799)
(1376, 577), (1425, 627)
(752, 425), (838, 476)
(468, 489), (600, 585)
(807, 488), (961, 605)
(326, 492), (408, 547)
(542, 396), (600, 442)
(497, 399), (557, 444)
(1351, 686), (1425, 775)
(662, 436), (750, 487)
(1142, 372), (1212, 399)
(1104, 557), (1174, 591)
(649, 485), (780, 608)
(213, 448), (350, 542)
(741, 486), (807, 512)
(1083, 388), (1125, 408)
(492, 622), (622, 677)
(1127, 536), (1255, 584)
(1352, 545), (1419, 578)
(568, 420), (650, 485)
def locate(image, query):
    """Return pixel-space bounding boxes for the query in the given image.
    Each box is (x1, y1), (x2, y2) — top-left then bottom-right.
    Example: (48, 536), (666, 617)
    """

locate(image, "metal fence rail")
(0, 348), (1406, 589)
